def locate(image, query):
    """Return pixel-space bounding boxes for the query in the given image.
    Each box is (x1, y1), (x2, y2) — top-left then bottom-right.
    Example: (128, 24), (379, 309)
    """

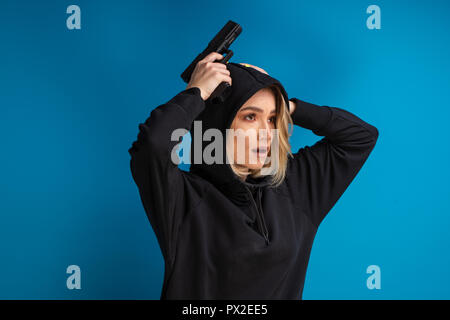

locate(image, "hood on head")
(189, 62), (290, 193)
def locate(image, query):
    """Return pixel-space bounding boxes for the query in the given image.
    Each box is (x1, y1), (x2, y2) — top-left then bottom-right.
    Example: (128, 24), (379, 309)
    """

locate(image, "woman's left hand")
(289, 100), (296, 115)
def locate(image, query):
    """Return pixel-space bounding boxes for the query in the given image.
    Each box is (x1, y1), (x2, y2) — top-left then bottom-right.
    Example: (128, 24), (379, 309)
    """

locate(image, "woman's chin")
(246, 158), (267, 170)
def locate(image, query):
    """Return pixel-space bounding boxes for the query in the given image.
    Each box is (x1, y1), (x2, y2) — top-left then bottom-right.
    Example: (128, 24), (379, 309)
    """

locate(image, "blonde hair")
(228, 84), (294, 187)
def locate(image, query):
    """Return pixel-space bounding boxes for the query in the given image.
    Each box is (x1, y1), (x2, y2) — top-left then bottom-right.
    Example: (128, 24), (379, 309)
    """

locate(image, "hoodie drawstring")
(245, 185), (270, 245)
(257, 188), (270, 245)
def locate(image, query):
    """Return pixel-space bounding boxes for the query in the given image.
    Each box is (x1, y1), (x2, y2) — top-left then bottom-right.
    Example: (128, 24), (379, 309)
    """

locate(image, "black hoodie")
(128, 62), (379, 299)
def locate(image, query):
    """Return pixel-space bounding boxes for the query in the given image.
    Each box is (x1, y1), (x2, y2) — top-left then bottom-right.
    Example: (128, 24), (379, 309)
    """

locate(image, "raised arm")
(128, 52), (232, 267)
(286, 97), (379, 228)
(128, 87), (205, 267)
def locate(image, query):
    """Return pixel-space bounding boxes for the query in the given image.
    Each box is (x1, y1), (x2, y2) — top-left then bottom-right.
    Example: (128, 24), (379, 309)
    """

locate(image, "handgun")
(181, 20), (242, 104)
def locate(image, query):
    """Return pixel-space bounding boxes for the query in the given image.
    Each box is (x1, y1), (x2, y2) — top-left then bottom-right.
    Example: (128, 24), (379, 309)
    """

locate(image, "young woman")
(128, 52), (379, 299)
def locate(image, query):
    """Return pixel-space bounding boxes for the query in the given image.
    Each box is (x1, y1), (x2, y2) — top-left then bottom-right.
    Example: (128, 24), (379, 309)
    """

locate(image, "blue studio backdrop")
(1, 0), (449, 299)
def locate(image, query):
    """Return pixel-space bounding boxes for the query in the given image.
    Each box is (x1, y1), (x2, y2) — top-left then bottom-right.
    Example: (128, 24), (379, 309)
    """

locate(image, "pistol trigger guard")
(220, 50), (233, 64)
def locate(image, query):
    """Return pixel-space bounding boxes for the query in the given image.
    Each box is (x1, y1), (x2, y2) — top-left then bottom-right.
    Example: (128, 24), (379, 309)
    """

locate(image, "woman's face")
(227, 87), (277, 171)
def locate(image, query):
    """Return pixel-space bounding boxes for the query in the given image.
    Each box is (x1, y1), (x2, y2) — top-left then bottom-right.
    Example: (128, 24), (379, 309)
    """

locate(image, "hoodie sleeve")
(286, 97), (379, 228)
(128, 87), (207, 268)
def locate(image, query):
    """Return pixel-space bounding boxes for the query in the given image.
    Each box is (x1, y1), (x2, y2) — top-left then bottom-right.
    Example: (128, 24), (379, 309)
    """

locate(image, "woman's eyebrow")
(240, 106), (276, 114)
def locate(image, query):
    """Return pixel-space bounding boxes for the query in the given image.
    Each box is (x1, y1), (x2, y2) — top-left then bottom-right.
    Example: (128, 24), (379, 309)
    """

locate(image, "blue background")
(1, 0), (449, 299)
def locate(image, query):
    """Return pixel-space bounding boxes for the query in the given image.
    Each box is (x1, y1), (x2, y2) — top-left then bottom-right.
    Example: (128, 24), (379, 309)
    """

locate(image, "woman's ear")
(238, 63), (269, 75)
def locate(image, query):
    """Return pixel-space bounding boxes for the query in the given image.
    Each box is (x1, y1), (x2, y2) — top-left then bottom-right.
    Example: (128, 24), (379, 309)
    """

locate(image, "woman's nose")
(257, 122), (272, 145)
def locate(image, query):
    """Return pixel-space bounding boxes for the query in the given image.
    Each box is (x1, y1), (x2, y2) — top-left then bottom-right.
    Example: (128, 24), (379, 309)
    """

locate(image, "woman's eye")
(245, 114), (255, 121)
(244, 114), (276, 122)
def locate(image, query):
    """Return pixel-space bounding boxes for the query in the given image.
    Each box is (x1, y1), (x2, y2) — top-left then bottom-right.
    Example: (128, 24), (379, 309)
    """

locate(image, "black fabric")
(128, 62), (379, 299)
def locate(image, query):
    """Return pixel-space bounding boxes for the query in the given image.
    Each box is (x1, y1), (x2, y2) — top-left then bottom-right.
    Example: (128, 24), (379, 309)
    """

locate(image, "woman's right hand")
(186, 52), (232, 101)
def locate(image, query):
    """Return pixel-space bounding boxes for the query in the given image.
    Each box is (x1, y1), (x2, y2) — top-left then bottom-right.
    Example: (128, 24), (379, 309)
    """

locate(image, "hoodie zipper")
(244, 185), (270, 245)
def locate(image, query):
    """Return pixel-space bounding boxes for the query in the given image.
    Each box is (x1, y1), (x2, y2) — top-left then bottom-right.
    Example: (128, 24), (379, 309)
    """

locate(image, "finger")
(212, 67), (230, 76)
(202, 52), (225, 63)
(211, 62), (228, 69)
(219, 74), (232, 85)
